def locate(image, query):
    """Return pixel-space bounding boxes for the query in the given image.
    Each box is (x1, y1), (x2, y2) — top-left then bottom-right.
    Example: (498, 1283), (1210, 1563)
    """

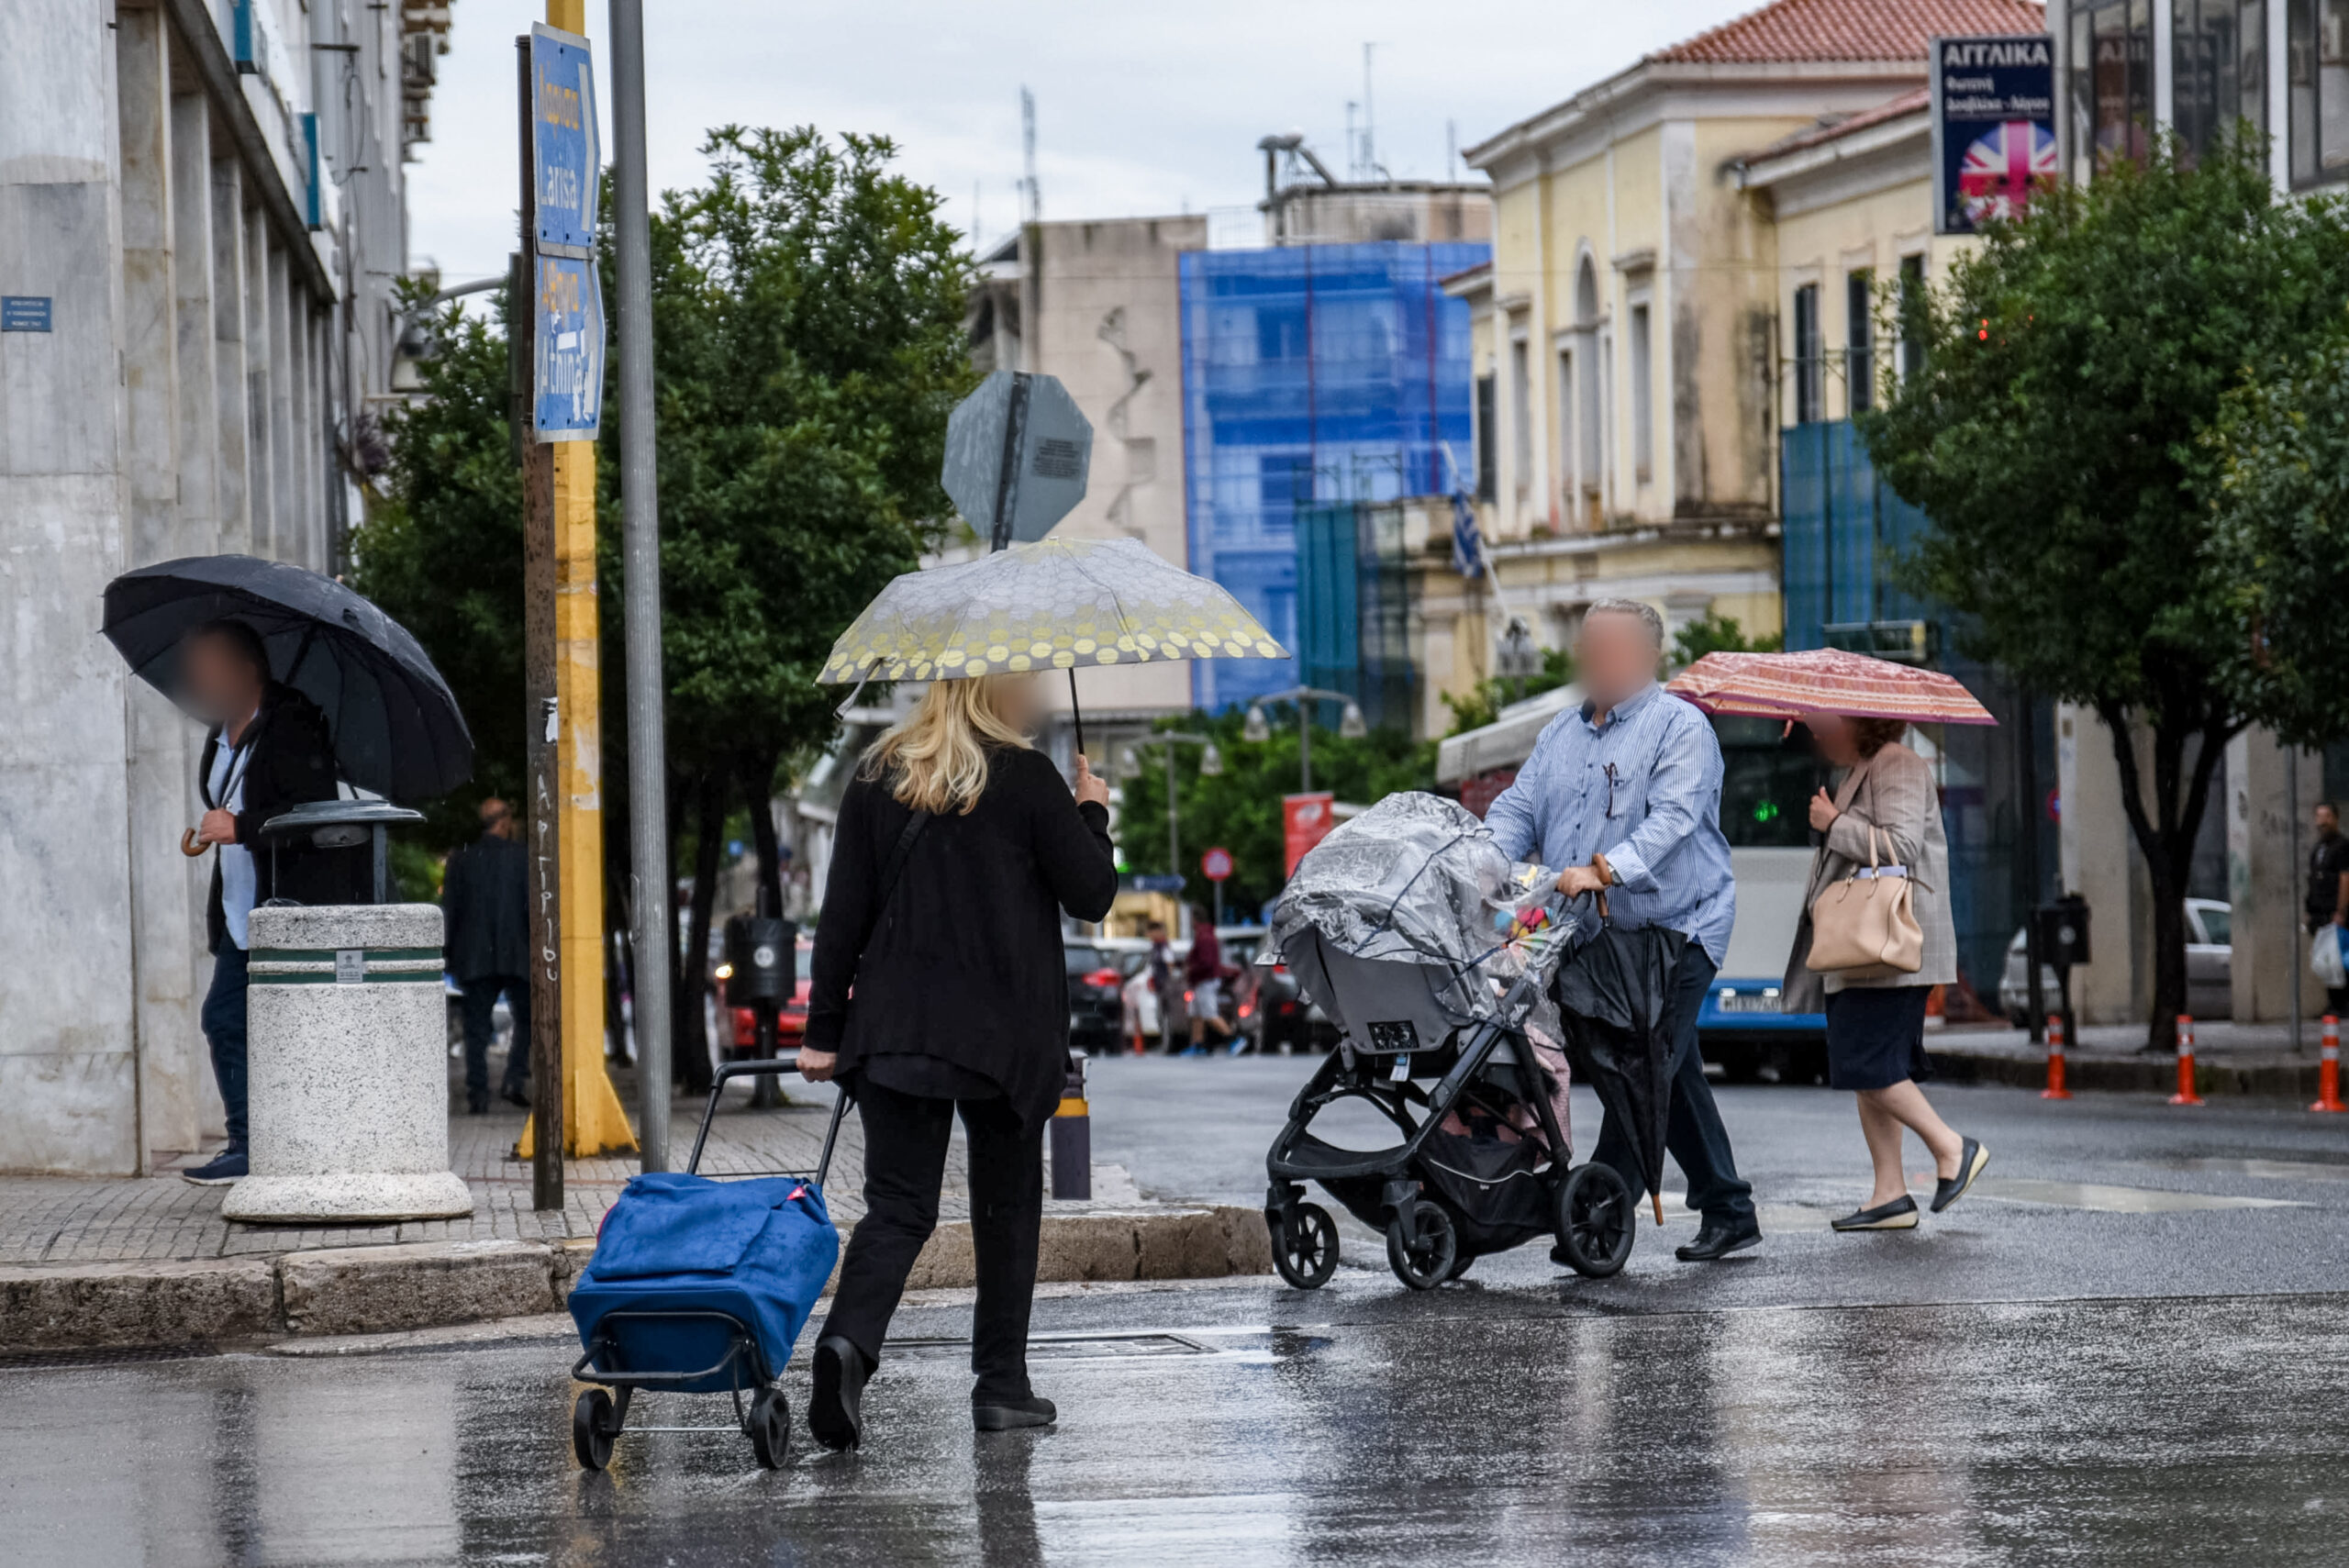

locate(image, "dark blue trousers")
(201, 946), (250, 1151)
(459, 974), (532, 1102)
(1591, 947), (1756, 1225)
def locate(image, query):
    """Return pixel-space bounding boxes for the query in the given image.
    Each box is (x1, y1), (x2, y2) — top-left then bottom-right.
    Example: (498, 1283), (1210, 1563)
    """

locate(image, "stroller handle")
(685, 1056), (853, 1187)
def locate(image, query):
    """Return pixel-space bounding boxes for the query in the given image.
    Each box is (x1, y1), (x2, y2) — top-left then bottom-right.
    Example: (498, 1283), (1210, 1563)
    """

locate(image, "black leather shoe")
(499, 1085), (530, 1110)
(973, 1395), (1056, 1432)
(466, 1093), (490, 1116)
(1931, 1139), (1989, 1214)
(1675, 1217), (1762, 1262)
(1831, 1195), (1920, 1230)
(808, 1336), (868, 1451)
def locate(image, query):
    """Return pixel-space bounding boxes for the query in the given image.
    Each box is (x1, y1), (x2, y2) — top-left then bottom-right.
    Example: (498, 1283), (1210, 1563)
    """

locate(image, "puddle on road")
(883, 1332), (1218, 1362)
(2160, 1156), (2349, 1183)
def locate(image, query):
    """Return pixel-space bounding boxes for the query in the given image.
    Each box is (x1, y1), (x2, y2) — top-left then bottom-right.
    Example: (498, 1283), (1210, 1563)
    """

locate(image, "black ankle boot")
(808, 1336), (869, 1450)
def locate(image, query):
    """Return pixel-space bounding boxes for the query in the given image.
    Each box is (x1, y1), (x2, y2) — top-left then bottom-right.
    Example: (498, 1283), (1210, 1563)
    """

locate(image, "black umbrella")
(102, 555), (473, 802)
(1553, 916), (1686, 1223)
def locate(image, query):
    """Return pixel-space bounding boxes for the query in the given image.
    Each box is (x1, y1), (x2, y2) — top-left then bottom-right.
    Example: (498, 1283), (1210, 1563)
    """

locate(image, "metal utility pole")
(1019, 87), (1040, 226)
(608, 0), (671, 1169)
(1245, 685), (1366, 794)
(1151, 733), (1220, 936)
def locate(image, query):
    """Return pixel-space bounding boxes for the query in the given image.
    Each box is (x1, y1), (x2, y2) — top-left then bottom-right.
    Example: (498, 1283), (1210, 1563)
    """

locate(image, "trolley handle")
(685, 1055), (853, 1190)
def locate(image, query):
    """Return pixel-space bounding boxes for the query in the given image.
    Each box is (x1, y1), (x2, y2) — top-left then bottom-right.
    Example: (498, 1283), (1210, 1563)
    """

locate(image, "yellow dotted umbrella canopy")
(819, 537), (1288, 684)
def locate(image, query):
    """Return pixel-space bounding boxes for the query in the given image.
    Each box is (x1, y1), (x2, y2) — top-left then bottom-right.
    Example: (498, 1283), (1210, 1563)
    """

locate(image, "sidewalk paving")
(0, 1075), (1268, 1353)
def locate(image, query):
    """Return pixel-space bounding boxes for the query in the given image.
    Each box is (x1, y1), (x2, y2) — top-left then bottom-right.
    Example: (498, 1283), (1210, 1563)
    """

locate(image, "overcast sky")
(406, 1), (1768, 284)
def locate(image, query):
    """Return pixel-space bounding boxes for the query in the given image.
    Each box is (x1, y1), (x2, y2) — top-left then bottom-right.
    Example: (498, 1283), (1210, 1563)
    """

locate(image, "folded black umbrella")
(1553, 918), (1686, 1217)
(102, 554), (473, 802)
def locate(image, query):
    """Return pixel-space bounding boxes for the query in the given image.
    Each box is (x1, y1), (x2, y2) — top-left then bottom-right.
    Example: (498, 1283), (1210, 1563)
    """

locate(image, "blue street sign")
(529, 23), (599, 257)
(532, 253), (603, 441)
(1, 296), (51, 332)
(1129, 873), (1186, 895)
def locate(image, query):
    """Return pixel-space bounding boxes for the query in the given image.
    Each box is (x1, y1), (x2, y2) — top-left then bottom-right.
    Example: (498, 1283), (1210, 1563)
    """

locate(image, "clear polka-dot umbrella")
(820, 536), (1287, 748)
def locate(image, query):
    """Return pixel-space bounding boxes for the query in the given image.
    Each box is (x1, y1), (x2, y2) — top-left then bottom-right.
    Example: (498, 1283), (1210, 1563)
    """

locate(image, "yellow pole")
(519, 0), (635, 1161)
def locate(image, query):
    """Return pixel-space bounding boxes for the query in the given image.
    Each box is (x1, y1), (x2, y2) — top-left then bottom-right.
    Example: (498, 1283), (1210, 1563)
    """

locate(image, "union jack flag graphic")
(1957, 120), (2058, 226)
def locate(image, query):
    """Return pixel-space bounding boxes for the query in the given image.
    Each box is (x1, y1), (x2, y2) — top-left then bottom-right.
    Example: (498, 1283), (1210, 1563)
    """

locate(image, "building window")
(2071, 0), (2154, 179)
(1475, 373), (1497, 501)
(2175, 0), (2268, 161)
(1509, 337), (1533, 498)
(2291, 0), (2349, 185)
(1791, 283), (1823, 426)
(1898, 256), (1927, 381)
(1628, 303), (1653, 484)
(1846, 271), (1875, 416)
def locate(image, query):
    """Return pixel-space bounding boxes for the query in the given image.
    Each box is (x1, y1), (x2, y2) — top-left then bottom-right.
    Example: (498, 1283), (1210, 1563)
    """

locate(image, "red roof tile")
(1652, 0), (2045, 66)
(1751, 84), (1933, 159)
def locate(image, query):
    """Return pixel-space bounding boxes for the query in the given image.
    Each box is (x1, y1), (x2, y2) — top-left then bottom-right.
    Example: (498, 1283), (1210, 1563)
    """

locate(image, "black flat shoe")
(499, 1085), (531, 1109)
(973, 1395), (1056, 1432)
(1675, 1218), (1762, 1262)
(1931, 1139), (1989, 1214)
(808, 1336), (868, 1451)
(1831, 1195), (1920, 1230)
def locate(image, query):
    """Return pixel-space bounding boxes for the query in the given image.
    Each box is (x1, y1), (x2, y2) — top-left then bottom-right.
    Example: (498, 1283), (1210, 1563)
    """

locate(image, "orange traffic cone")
(2041, 1014), (2072, 1100)
(2168, 1014), (2205, 1106)
(2314, 1016), (2344, 1114)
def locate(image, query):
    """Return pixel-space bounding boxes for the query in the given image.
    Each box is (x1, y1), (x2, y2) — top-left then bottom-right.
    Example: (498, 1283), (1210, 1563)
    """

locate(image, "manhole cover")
(883, 1332), (1212, 1362)
(0, 1342), (216, 1373)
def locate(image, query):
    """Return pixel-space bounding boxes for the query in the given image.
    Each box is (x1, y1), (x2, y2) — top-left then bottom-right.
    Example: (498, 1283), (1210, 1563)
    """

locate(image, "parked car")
(1064, 940), (1127, 1054)
(1998, 898), (2231, 1023)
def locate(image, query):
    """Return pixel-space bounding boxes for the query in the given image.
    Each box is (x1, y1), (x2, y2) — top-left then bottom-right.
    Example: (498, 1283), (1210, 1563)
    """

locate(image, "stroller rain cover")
(1267, 792), (1565, 1051)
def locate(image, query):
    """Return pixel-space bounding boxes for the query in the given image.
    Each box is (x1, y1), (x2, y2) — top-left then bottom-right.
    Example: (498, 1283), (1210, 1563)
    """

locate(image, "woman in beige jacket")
(1783, 716), (1988, 1230)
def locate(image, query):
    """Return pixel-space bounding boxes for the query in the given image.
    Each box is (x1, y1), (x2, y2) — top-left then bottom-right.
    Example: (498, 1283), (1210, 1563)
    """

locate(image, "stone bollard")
(221, 904), (474, 1223)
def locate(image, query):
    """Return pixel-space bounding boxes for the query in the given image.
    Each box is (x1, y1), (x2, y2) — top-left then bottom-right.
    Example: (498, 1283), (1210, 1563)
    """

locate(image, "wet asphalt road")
(9, 1062), (2349, 1566)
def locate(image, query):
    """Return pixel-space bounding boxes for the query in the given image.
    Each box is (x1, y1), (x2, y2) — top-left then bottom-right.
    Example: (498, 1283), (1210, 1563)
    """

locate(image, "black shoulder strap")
(868, 806), (933, 939)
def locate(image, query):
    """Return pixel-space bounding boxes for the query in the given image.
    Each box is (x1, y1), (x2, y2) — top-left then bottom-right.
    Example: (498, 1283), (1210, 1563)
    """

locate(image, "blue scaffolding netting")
(1179, 240), (1489, 713)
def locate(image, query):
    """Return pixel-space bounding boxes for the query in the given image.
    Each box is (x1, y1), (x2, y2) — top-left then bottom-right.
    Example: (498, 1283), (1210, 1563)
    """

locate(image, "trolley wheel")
(1554, 1162), (1636, 1279)
(1270, 1203), (1340, 1289)
(1385, 1203), (1458, 1291)
(573, 1388), (618, 1472)
(746, 1385), (791, 1469)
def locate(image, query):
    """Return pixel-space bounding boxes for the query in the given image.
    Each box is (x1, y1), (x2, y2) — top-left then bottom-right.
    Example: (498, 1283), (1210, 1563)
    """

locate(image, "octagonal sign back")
(942, 371), (1093, 549)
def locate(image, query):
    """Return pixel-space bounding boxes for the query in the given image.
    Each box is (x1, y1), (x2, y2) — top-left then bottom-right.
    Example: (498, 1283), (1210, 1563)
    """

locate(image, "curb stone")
(0, 1205), (1270, 1354)
(1927, 1048), (2321, 1099)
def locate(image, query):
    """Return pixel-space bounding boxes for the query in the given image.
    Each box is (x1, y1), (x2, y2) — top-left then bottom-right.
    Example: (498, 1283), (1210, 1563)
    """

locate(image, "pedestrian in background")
(1144, 917), (1175, 1049)
(1485, 599), (1761, 1262)
(180, 619), (349, 1185)
(442, 797), (531, 1115)
(1185, 906), (1234, 1055)
(2306, 802), (2349, 1018)
(1786, 714), (1987, 1231)
(797, 673), (1116, 1447)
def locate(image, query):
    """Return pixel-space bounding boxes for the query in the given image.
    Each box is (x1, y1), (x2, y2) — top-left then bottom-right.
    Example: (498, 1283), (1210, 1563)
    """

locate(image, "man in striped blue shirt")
(1486, 599), (1760, 1262)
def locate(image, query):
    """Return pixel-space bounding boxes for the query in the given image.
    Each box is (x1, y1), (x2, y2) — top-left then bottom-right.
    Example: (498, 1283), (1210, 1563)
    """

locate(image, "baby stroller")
(567, 1059), (847, 1471)
(1262, 794), (1639, 1290)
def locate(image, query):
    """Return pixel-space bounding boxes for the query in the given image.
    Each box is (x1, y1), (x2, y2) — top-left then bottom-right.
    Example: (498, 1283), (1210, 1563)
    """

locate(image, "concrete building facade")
(1, 0), (450, 1173)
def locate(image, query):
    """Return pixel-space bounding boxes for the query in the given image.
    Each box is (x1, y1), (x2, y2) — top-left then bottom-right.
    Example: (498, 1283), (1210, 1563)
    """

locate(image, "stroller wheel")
(573, 1388), (618, 1472)
(746, 1385), (791, 1469)
(1270, 1203), (1340, 1289)
(1554, 1162), (1636, 1278)
(1385, 1204), (1458, 1291)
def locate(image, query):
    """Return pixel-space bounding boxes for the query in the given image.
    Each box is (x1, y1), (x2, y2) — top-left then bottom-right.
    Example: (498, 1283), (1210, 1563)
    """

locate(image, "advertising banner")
(1932, 34), (2057, 236)
(1284, 793), (1335, 877)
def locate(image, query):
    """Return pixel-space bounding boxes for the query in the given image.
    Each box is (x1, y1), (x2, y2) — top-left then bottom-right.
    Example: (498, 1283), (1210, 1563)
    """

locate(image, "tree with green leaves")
(1441, 647), (1574, 738)
(1671, 611), (1780, 669)
(361, 127), (971, 1085)
(1118, 708), (1437, 917)
(1858, 132), (2349, 1048)
(2209, 316), (2349, 747)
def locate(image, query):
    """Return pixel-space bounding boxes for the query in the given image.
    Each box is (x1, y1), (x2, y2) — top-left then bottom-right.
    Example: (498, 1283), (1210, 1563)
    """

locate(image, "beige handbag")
(1805, 826), (1924, 974)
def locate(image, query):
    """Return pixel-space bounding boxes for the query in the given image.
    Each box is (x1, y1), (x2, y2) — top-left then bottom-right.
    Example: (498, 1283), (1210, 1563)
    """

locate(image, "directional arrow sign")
(529, 23), (599, 257)
(941, 371), (1093, 550)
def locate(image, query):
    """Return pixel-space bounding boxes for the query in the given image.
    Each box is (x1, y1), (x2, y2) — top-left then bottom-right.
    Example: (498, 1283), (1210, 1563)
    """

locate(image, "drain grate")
(883, 1332), (1213, 1362)
(0, 1342), (217, 1373)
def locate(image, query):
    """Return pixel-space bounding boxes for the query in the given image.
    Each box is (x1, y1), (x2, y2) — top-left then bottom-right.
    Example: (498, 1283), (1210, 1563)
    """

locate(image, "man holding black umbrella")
(180, 620), (352, 1184)
(1483, 599), (1760, 1262)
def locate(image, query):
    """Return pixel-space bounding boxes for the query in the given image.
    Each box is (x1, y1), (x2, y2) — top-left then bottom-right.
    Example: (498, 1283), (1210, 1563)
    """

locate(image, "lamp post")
(1127, 732), (1220, 936)
(1241, 686), (1366, 794)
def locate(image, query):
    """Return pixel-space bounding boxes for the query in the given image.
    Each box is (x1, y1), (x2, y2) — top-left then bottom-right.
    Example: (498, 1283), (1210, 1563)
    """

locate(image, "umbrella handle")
(180, 828), (208, 859)
(1652, 1191), (1664, 1225)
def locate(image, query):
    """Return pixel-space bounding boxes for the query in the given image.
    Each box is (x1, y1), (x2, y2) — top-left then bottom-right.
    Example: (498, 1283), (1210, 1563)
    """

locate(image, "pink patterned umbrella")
(1666, 649), (1997, 726)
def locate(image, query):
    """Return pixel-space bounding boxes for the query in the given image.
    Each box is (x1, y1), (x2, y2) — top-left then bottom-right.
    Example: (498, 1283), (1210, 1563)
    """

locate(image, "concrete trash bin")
(221, 903), (475, 1223)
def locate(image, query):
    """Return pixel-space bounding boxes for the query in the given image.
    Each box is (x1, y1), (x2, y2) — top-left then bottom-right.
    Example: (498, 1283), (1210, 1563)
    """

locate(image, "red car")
(727, 939), (814, 1055)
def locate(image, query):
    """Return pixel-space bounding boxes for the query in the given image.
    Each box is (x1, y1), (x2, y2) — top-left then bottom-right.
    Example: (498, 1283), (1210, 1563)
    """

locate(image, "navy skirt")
(1825, 985), (1932, 1091)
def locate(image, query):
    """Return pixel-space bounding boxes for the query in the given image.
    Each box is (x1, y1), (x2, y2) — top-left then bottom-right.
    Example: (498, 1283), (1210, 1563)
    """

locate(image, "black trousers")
(817, 1078), (1044, 1404)
(458, 974), (531, 1102)
(1590, 948), (1757, 1226)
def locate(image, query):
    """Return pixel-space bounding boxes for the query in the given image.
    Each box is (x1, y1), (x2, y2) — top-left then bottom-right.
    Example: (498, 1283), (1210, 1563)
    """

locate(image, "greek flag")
(1451, 488), (1485, 580)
